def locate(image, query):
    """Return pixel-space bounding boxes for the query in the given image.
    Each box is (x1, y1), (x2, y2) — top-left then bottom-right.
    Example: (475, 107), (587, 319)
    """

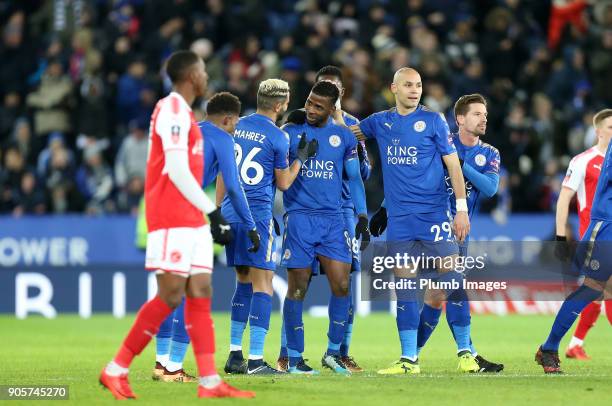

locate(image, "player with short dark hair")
(281, 80), (370, 375)
(351, 67), (471, 375)
(536, 109), (612, 373)
(152, 90), (257, 382)
(277, 65), (370, 373)
(221, 79), (317, 375)
(99, 50), (255, 399)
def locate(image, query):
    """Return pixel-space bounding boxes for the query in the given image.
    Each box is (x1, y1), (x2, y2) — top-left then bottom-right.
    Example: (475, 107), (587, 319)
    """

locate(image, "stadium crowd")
(1, 0), (611, 216)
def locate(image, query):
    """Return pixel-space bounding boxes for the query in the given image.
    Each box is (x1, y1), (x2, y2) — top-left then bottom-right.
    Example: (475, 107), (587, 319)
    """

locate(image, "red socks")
(573, 301), (601, 340)
(114, 296), (173, 368)
(605, 300), (612, 325)
(185, 297), (217, 377)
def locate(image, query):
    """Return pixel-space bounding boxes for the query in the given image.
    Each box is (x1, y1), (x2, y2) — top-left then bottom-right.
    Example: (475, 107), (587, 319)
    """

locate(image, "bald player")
(350, 67), (474, 374)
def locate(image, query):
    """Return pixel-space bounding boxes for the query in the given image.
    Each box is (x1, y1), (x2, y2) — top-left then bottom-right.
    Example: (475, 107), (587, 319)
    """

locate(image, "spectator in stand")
(115, 118), (148, 215)
(0, 91), (24, 141)
(26, 59), (74, 154)
(0, 146), (26, 213)
(12, 118), (36, 167)
(12, 171), (46, 216)
(46, 145), (80, 213)
(76, 146), (114, 215)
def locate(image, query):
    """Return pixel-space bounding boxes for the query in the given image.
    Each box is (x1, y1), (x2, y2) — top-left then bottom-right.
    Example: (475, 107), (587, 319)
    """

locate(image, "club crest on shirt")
(413, 121), (426, 132)
(170, 250), (182, 263)
(474, 154), (487, 167)
(283, 249), (291, 260)
(329, 135), (341, 147)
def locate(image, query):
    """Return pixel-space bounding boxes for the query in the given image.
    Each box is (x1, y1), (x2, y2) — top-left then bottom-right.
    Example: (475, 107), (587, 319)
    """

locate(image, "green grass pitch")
(2, 313), (611, 405)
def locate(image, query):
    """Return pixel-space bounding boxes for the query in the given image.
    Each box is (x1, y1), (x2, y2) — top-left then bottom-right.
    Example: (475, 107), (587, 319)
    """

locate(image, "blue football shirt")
(339, 112), (371, 210)
(199, 120), (255, 229)
(221, 113), (289, 222)
(590, 140), (612, 222)
(359, 105), (456, 217)
(283, 120), (357, 214)
(445, 133), (501, 217)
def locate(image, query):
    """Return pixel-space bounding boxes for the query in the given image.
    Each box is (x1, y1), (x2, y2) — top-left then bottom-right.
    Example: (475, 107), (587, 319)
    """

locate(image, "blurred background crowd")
(1, 0), (611, 218)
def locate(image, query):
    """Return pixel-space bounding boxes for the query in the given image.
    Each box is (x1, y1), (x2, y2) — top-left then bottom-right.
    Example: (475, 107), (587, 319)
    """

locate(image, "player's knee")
(289, 286), (307, 300)
(188, 284), (212, 298)
(331, 280), (349, 297)
(160, 291), (184, 309)
(236, 266), (250, 280)
(425, 297), (444, 309)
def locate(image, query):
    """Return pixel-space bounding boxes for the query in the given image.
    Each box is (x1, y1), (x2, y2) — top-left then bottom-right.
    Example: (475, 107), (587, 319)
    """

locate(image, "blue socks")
(395, 278), (419, 361)
(279, 321), (288, 357)
(327, 294), (350, 355)
(156, 313), (173, 364)
(439, 271), (471, 352)
(249, 292), (272, 359)
(340, 297), (354, 357)
(283, 298), (304, 367)
(417, 303), (442, 352)
(230, 282), (253, 351)
(166, 299), (189, 372)
(396, 300), (420, 360)
(542, 285), (602, 351)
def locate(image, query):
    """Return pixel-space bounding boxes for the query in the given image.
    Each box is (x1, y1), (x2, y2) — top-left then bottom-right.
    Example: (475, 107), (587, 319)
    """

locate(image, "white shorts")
(145, 225), (213, 277)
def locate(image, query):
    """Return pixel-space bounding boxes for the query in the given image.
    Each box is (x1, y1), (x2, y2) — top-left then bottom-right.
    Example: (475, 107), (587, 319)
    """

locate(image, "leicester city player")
(153, 93), (259, 382)
(220, 79), (317, 375)
(536, 109), (612, 373)
(371, 94), (504, 372)
(152, 92), (261, 382)
(277, 66), (371, 373)
(282, 81), (370, 375)
(351, 67), (471, 374)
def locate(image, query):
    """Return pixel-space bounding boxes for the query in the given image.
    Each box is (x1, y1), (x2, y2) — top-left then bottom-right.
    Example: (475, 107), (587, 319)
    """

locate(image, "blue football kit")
(311, 112), (370, 274)
(359, 105), (458, 257)
(360, 105), (473, 361)
(418, 133), (501, 357)
(156, 119), (257, 371)
(221, 114), (290, 271)
(281, 120), (362, 268)
(541, 139), (612, 355)
(199, 120), (255, 228)
(576, 139), (612, 282)
(445, 133), (501, 255)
